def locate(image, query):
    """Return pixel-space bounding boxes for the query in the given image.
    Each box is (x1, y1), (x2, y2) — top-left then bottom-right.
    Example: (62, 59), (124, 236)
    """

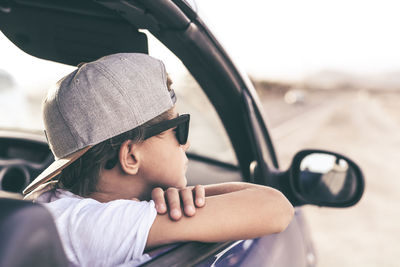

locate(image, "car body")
(0, 1), (364, 266)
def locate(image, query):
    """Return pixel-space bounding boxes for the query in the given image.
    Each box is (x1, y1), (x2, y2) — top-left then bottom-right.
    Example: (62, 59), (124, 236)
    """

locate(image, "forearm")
(200, 187), (294, 241)
(202, 186), (294, 240)
(148, 184), (294, 248)
(202, 182), (265, 197)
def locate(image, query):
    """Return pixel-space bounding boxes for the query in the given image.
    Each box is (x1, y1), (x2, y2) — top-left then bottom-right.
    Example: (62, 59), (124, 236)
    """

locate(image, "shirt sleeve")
(63, 199), (157, 267)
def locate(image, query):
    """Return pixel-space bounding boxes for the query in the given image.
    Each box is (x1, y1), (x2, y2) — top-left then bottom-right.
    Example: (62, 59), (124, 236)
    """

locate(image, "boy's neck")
(89, 169), (152, 202)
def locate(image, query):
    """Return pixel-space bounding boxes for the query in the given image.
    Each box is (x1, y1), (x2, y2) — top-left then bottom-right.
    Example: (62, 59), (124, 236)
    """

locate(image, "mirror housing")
(288, 149), (365, 207)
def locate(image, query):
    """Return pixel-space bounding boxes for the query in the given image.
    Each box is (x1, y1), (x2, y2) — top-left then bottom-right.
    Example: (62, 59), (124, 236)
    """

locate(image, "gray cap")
(23, 53), (175, 195)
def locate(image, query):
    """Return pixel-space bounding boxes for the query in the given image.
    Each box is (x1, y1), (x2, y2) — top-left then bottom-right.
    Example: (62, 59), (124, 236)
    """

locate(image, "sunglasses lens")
(177, 120), (189, 145)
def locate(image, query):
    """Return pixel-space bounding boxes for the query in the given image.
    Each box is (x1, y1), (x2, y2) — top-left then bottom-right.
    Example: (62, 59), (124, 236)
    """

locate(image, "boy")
(23, 53), (294, 267)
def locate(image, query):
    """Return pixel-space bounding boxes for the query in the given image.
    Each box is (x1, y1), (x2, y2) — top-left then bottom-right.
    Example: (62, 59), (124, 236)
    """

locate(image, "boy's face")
(137, 111), (190, 189)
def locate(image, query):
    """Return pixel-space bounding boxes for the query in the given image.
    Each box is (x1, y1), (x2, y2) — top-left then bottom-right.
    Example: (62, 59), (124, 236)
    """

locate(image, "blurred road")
(260, 90), (400, 267)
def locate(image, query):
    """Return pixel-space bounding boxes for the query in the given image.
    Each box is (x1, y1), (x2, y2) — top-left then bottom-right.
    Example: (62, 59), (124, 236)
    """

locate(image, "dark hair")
(57, 74), (175, 197)
(56, 109), (174, 197)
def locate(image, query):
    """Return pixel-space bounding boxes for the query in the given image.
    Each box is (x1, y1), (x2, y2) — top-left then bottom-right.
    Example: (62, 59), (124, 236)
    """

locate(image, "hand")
(151, 185), (205, 221)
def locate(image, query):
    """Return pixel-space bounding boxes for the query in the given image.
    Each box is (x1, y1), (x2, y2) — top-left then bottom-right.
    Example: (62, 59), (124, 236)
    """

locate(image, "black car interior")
(0, 198), (68, 267)
(0, 132), (53, 193)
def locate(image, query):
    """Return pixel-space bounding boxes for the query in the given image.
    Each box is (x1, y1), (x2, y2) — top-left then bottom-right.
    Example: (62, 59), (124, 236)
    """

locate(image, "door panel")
(195, 209), (315, 267)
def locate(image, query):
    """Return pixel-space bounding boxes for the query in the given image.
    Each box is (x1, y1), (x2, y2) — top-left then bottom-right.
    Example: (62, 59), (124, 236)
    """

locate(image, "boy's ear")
(118, 140), (140, 175)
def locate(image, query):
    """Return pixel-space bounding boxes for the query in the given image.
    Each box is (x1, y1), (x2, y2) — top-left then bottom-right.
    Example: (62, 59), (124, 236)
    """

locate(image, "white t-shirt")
(34, 187), (157, 267)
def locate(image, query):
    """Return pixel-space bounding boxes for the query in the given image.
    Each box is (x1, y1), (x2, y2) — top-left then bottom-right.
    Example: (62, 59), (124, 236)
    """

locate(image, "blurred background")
(1, 0), (399, 266)
(199, 1), (400, 266)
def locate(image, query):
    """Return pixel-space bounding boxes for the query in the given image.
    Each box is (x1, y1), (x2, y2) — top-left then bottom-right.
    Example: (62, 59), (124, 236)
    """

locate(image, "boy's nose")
(182, 140), (190, 151)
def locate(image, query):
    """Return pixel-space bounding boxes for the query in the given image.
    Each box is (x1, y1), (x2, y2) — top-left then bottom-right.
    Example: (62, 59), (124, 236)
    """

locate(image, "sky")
(1, 0), (400, 84)
(196, 0), (400, 81)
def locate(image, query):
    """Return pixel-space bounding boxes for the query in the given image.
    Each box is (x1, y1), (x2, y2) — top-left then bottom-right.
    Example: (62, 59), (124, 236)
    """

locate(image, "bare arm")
(146, 182), (294, 249)
(203, 182), (261, 196)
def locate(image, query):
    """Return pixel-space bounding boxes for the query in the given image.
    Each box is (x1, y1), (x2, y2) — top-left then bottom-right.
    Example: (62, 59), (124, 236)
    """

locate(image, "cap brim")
(23, 146), (91, 195)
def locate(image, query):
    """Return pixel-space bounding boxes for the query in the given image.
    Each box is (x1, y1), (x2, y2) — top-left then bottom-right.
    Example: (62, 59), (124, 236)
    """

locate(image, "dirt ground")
(259, 89), (400, 267)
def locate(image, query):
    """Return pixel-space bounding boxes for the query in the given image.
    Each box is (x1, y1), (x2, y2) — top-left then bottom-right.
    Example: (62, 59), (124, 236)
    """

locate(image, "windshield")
(0, 32), (74, 132)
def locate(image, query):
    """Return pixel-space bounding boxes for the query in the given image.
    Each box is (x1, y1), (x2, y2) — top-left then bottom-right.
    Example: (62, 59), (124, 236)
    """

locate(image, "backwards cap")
(23, 53), (176, 195)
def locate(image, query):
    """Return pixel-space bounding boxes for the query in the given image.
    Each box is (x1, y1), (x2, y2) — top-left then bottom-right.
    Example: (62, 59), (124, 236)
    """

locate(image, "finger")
(151, 187), (167, 214)
(180, 188), (196, 217)
(165, 188), (182, 221)
(194, 185), (205, 207)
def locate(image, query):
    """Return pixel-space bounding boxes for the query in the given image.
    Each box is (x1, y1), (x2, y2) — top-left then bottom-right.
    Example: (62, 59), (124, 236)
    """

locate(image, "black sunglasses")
(143, 114), (190, 145)
(104, 114), (190, 170)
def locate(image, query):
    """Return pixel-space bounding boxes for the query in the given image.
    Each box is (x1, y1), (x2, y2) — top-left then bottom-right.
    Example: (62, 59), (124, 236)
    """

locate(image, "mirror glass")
(297, 153), (358, 204)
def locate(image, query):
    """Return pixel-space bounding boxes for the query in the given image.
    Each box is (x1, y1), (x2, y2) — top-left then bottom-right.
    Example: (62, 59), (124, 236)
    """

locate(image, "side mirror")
(289, 149), (364, 207)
